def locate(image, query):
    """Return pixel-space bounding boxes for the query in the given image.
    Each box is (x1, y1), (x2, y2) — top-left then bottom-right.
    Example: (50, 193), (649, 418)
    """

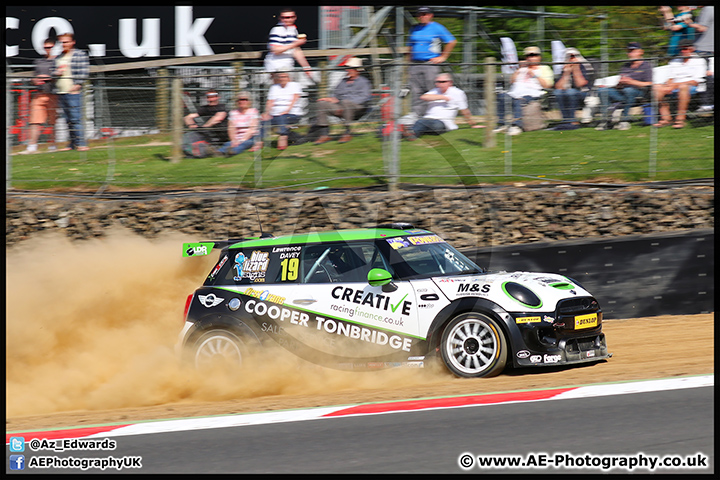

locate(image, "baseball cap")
(523, 46), (541, 56)
(344, 57), (364, 70)
(417, 7), (432, 14)
(627, 42), (642, 50)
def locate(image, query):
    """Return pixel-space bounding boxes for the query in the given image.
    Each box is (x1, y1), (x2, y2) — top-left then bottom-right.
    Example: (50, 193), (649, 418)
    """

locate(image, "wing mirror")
(367, 268), (398, 292)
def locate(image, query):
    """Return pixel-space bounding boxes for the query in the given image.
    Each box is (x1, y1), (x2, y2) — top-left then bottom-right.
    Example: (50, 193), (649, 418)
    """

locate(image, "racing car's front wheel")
(191, 329), (249, 370)
(440, 313), (507, 378)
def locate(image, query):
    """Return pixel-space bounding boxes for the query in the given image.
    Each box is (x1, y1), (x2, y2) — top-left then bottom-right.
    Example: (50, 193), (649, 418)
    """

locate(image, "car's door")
(265, 241), (423, 358)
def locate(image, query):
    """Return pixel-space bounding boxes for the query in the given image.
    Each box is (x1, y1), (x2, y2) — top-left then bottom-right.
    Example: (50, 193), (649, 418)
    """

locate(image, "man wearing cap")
(494, 46), (554, 135)
(306, 57), (372, 144)
(596, 42), (653, 131)
(653, 38), (707, 128)
(406, 7), (457, 117)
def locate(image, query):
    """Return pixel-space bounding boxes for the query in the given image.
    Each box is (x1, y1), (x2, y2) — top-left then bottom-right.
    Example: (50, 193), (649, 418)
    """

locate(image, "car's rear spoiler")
(182, 238), (254, 257)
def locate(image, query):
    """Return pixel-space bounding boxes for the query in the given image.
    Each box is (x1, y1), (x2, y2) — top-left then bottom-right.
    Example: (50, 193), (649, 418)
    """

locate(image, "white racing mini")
(178, 223), (611, 378)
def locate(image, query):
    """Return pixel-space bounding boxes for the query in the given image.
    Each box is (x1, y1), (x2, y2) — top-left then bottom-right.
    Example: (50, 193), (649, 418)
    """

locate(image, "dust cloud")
(6, 228), (444, 419)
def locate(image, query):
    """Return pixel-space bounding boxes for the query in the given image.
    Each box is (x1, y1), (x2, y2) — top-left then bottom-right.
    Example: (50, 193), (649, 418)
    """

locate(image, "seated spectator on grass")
(219, 94), (260, 157)
(402, 73), (484, 141)
(552, 47), (594, 130)
(652, 39), (707, 129)
(184, 89), (229, 152)
(596, 42), (653, 131)
(306, 57), (372, 145)
(259, 72), (304, 150)
(493, 46), (554, 136)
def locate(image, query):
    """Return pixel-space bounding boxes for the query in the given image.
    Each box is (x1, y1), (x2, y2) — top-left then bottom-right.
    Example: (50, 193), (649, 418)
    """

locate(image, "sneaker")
(492, 125), (508, 133)
(595, 122), (608, 131)
(696, 105), (714, 112)
(507, 126), (523, 136)
(18, 145), (38, 154)
(615, 121), (631, 131)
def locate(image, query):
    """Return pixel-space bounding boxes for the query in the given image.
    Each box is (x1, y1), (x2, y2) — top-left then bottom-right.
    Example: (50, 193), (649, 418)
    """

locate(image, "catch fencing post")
(171, 76), (183, 164)
(484, 57), (496, 148)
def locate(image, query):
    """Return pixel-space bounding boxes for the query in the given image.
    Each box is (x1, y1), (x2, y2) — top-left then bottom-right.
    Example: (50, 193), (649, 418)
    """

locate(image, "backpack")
(522, 100), (547, 131)
(183, 130), (212, 158)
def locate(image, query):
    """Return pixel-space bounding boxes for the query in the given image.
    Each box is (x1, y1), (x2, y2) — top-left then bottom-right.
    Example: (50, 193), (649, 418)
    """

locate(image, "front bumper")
(514, 331), (611, 367)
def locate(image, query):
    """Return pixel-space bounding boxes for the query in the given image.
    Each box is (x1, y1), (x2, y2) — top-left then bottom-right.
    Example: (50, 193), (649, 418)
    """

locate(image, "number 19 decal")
(280, 258), (299, 281)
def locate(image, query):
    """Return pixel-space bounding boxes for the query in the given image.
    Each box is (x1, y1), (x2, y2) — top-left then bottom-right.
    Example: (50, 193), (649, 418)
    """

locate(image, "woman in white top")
(219, 94), (259, 157)
(260, 72), (303, 150)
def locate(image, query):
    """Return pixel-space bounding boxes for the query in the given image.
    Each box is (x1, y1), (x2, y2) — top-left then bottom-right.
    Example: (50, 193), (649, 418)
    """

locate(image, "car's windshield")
(385, 235), (484, 279)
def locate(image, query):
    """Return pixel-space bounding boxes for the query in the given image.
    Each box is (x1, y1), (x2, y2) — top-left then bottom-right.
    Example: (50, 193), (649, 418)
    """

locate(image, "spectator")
(595, 42), (653, 131)
(308, 57), (372, 145)
(660, 6), (696, 57)
(403, 73), (484, 140)
(406, 7), (457, 118)
(20, 38), (57, 155)
(259, 72), (304, 150)
(689, 5), (714, 56)
(263, 8), (313, 81)
(553, 47), (594, 130)
(219, 94), (260, 157)
(183, 89), (229, 152)
(696, 56), (713, 111)
(652, 39), (707, 129)
(54, 32), (89, 152)
(493, 46), (554, 136)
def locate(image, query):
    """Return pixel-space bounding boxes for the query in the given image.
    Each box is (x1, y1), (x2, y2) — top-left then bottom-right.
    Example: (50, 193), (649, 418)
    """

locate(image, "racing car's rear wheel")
(440, 313), (507, 378)
(192, 329), (249, 370)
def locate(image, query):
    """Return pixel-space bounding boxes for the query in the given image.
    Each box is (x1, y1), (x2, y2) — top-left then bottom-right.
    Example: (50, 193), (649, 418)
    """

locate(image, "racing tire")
(440, 312), (507, 378)
(190, 329), (250, 370)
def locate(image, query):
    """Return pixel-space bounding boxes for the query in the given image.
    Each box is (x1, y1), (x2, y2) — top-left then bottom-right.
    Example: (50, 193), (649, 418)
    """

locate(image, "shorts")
(29, 93), (57, 125)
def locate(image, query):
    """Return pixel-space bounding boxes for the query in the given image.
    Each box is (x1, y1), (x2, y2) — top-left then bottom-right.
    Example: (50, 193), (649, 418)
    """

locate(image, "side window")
(300, 243), (380, 284)
(209, 248), (279, 285)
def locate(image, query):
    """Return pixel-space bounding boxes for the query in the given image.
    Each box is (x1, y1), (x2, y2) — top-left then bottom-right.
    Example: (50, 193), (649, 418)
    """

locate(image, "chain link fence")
(6, 56), (714, 190)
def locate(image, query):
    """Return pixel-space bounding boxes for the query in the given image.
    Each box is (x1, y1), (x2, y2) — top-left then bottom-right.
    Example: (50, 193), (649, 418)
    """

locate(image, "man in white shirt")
(260, 72), (304, 150)
(405, 73), (484, 140)
(653, 39), (707, 128)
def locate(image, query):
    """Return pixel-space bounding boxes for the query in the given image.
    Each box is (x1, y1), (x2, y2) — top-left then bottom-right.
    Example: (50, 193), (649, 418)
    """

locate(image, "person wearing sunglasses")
(219, 94), (260, 156)
(596, 42), (653, 131)
(494, 46), (554, 135)
(404, 73), (484, 140)
(263, 8), (313, 81)
(53, 32), (89, 152)
(308, 57), (372, 145)
(653, 39), (707, 129)
(19, 38), (58, 155)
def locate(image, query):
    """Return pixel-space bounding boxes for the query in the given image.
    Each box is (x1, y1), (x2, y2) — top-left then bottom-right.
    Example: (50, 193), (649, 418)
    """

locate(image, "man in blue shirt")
(406, 7), (457, 117)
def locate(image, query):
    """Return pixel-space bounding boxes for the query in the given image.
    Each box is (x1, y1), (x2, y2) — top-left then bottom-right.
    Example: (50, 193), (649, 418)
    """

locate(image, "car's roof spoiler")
(182, 236), (271, 257)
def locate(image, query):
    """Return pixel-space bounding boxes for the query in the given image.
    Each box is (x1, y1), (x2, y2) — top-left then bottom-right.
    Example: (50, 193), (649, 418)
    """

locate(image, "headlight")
(502, 282), (542, 308)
